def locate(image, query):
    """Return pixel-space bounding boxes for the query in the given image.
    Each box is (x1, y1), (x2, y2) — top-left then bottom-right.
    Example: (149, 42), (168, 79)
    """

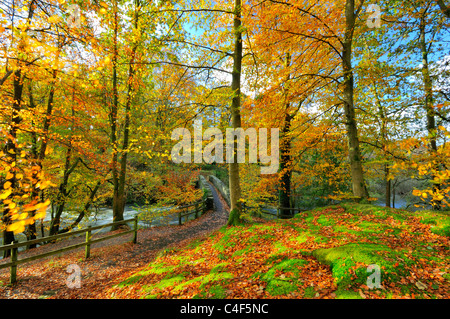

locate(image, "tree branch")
(437, 0), (450, 18)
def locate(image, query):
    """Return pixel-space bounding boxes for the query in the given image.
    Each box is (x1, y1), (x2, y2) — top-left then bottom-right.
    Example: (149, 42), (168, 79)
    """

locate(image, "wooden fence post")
(85, 226), (92, 259)
(10, 241), (18, 284)
(132, 217), (138, 244)
(195, 202), (199, 219)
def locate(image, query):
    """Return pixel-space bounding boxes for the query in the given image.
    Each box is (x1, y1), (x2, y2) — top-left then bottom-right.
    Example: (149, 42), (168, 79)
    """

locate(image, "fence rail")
(176, 200), (206, 225)
(242, 204), (304, 219)
(0, 217), (138, 284)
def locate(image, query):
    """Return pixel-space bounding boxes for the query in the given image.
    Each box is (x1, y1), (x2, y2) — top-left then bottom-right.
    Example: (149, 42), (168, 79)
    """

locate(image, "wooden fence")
(242, 204), (304, 219)
(0, 217), (138, 284)
(176, 200), (206, 225)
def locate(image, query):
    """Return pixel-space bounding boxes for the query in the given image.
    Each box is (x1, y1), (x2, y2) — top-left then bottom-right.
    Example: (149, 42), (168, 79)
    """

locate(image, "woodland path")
(0, 180), (230, 298)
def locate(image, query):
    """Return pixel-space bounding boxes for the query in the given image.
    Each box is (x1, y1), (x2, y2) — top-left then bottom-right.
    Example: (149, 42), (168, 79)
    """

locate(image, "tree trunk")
(227, 0), (243, 226)
(279, 111), (292, 218)
(112, 0), (141, 229)
(2, 69), (22, 257)
(385, 164), (391, 208)
(342, 0), (368, 201)
(58, 181), (101, 234)
(48, 152), (79, 236)
(419, 15), (441, 210)
(111, 0), (121, 225)
(373, 82), (390, 208)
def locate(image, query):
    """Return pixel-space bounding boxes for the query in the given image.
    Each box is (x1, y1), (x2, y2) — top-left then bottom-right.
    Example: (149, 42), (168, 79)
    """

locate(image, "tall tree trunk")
(227, 0), (243, 226)
(2, 70), (22, 257)
(419, 15), (441, 210)
(27, 66), (59, 246)
(373, 82), (391, 208)
(112, 0), (141, 229)
(111, 0), (121, 225)
(2, 0), (36, 256)
(278, 53), (292, 218)
(279, 112), (292, 217)
(342, 0), (369, 201)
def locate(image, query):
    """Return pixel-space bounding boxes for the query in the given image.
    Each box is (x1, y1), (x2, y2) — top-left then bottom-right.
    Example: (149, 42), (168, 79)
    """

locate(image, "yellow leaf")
(48, 15), (62, 24)
(4, 181), (12, 189)
(8, 202), (16, 209)
(23, 203), (38, 212)
(6, 172), (14, 180)
(16, 173), (23, 180)
(24, 218), (35, 226)
(7, 221), (25, 234)
(0, 189), (12, 199)
(35, 211), (46, 219)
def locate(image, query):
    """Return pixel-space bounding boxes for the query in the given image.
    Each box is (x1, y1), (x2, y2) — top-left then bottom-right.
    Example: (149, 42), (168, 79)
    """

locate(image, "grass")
(107, 203), (450, 299)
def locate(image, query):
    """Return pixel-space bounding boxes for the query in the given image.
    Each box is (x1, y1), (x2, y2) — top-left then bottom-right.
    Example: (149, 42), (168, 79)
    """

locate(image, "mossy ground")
(107, 203), (450, 299)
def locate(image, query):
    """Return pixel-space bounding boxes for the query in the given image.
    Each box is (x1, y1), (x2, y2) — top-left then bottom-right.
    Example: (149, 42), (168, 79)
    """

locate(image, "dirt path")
(0, 181), (230, 299)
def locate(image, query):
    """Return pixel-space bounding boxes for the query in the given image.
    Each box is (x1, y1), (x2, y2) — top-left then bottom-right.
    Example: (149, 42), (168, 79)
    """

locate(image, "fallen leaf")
(359, 290), (366, 299)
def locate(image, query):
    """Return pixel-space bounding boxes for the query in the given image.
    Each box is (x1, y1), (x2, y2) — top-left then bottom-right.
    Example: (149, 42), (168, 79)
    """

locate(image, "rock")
(415, 281), (427, 290)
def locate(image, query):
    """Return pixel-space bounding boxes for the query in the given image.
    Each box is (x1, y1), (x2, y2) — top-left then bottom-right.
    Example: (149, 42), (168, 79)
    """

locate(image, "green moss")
(313, 243), (387, 266)
(143, 273), (187, 298)
(312, 243), (403, 289)
(260, 258), (308, 296)
(416, 210), (450, 237)
(114, 203), (450, 299)
(334, 289), (363, 299)
(204, 284), (226, 298)
(316, 215), (333, 226)
(227, 208), (242, 226)
(187, 238), (206, 250)
(118, 274), (145, 287)
(303, 286), (316, 298)
(210, 262), (229, 273)
(232, 246), (254, 257)
(292, 231), (311, 244)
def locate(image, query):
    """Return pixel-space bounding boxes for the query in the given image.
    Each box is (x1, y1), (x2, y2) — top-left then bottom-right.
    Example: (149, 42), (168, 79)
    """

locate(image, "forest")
(0, 0), (449, 301)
